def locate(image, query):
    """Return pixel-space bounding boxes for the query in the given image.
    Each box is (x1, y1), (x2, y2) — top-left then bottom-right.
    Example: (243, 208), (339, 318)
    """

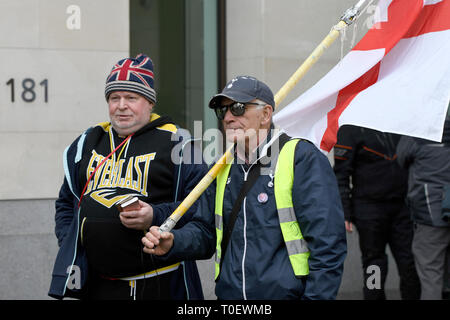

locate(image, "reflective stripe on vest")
(214, 163), (232, 280)
(274, 139), (310, 277)
(214, 139), (310, 280)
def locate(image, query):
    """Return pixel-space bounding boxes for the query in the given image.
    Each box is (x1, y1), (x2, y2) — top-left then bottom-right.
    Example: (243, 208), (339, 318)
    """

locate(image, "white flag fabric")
(273, 0), (450, 153)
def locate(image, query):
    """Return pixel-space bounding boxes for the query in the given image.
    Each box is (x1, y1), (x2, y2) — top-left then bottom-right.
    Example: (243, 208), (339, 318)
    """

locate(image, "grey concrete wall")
(0, 199), (58, 299)
(0, 0), (129, 201)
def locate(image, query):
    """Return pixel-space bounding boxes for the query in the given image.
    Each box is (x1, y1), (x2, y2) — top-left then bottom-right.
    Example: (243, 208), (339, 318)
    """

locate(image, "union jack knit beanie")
(105, 54), (156, 104)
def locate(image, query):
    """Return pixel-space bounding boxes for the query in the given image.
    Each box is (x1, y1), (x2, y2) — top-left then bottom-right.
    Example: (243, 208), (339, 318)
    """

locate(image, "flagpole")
(275, 0), (371, 105)
(158, 0), (369, 233)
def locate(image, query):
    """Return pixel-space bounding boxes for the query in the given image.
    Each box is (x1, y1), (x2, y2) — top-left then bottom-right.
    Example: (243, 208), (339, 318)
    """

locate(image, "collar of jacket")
(234, 124), (286, 167)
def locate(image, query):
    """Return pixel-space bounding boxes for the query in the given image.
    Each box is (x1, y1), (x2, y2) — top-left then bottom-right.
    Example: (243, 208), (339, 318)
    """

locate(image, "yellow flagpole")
(159, 145), (235, 232)
(158, 1), (368, 233)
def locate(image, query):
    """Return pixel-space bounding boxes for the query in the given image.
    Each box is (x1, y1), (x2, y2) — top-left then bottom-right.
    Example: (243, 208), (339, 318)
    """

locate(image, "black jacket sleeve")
(396, 135), (417, 170)
(54, 133), (84, 247)
(55, 178), (77, 247)
(151, 134), (208, 229)
(333, 125), (359, 222)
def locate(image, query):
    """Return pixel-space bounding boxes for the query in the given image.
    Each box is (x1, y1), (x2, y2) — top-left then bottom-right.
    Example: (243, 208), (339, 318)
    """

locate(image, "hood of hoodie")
(138, 113), (176, 135)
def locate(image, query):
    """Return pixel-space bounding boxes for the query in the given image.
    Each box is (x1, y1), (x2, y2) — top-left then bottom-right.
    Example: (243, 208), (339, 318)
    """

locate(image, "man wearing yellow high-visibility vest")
(142, 76), (347, 299)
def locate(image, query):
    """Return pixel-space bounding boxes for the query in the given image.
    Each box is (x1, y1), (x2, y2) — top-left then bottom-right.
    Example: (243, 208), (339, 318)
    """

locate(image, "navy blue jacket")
(48, 121), (208, 299)
(159, 134), (347, 299)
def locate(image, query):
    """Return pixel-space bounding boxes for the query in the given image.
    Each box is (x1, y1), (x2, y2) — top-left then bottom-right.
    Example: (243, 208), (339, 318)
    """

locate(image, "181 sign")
(6, 78), (49, 103)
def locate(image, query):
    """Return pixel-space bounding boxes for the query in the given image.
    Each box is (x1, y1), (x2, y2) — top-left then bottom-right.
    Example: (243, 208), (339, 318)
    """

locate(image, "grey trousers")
(412, 223), (450, 300)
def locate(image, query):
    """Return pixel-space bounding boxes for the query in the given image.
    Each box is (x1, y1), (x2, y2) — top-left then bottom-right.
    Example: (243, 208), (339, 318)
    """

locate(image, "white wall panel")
(0, 0), (129, 200)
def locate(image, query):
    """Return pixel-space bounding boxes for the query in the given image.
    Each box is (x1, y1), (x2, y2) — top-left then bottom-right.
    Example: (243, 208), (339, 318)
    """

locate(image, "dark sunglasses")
(214, 102), (266, 120)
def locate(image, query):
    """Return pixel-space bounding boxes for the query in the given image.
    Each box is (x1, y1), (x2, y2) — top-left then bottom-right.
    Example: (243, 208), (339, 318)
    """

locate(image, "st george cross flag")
(273, 0), (450, 153)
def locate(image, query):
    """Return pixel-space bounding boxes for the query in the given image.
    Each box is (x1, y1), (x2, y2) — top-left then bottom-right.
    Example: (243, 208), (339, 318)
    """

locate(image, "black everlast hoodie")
(78, 114), (179, 278)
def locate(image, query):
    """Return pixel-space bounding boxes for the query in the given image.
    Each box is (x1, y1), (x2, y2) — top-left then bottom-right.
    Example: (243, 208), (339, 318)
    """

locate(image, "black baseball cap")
(208, 76), (275, 109)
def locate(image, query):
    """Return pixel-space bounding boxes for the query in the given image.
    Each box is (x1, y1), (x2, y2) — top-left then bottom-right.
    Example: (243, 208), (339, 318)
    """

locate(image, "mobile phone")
(116, 195), (140, 212)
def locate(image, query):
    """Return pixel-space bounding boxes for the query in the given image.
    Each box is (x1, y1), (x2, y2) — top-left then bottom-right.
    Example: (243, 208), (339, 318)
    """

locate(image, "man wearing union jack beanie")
(49, 54), (207, 300)
(105, 53), (157, 105)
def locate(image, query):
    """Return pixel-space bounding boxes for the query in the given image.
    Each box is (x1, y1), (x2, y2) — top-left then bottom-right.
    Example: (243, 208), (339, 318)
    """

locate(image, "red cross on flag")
(273, 0), (450, 153)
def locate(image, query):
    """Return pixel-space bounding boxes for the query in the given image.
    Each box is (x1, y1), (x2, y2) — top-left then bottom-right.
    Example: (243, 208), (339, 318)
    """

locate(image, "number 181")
(6, 78), (48, 103)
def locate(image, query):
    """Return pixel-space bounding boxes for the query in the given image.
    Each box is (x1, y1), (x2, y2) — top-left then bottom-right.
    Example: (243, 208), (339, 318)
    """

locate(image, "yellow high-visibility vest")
(214, 139), (310, 280)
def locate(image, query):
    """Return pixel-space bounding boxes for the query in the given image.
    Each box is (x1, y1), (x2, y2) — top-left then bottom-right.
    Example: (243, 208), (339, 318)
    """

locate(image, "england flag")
(273, 0), (450, 152)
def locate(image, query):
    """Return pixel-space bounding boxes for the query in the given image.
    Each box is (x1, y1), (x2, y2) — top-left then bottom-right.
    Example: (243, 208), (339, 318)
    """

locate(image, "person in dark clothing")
(48, 54), (207, 300)
(396, 109), (450, 300)
(334, 125), (420, 300)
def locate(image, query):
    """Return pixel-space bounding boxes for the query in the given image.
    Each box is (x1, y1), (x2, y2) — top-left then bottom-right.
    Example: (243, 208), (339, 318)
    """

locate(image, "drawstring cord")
(129, 280), (137, 300)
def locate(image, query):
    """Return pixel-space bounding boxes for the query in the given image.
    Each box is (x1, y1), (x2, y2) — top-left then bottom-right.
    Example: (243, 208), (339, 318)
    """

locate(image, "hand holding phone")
(117, 196), (154, 230)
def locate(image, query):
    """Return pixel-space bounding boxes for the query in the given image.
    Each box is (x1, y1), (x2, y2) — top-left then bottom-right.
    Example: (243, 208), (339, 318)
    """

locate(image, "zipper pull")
(268, 171), (274, 188)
